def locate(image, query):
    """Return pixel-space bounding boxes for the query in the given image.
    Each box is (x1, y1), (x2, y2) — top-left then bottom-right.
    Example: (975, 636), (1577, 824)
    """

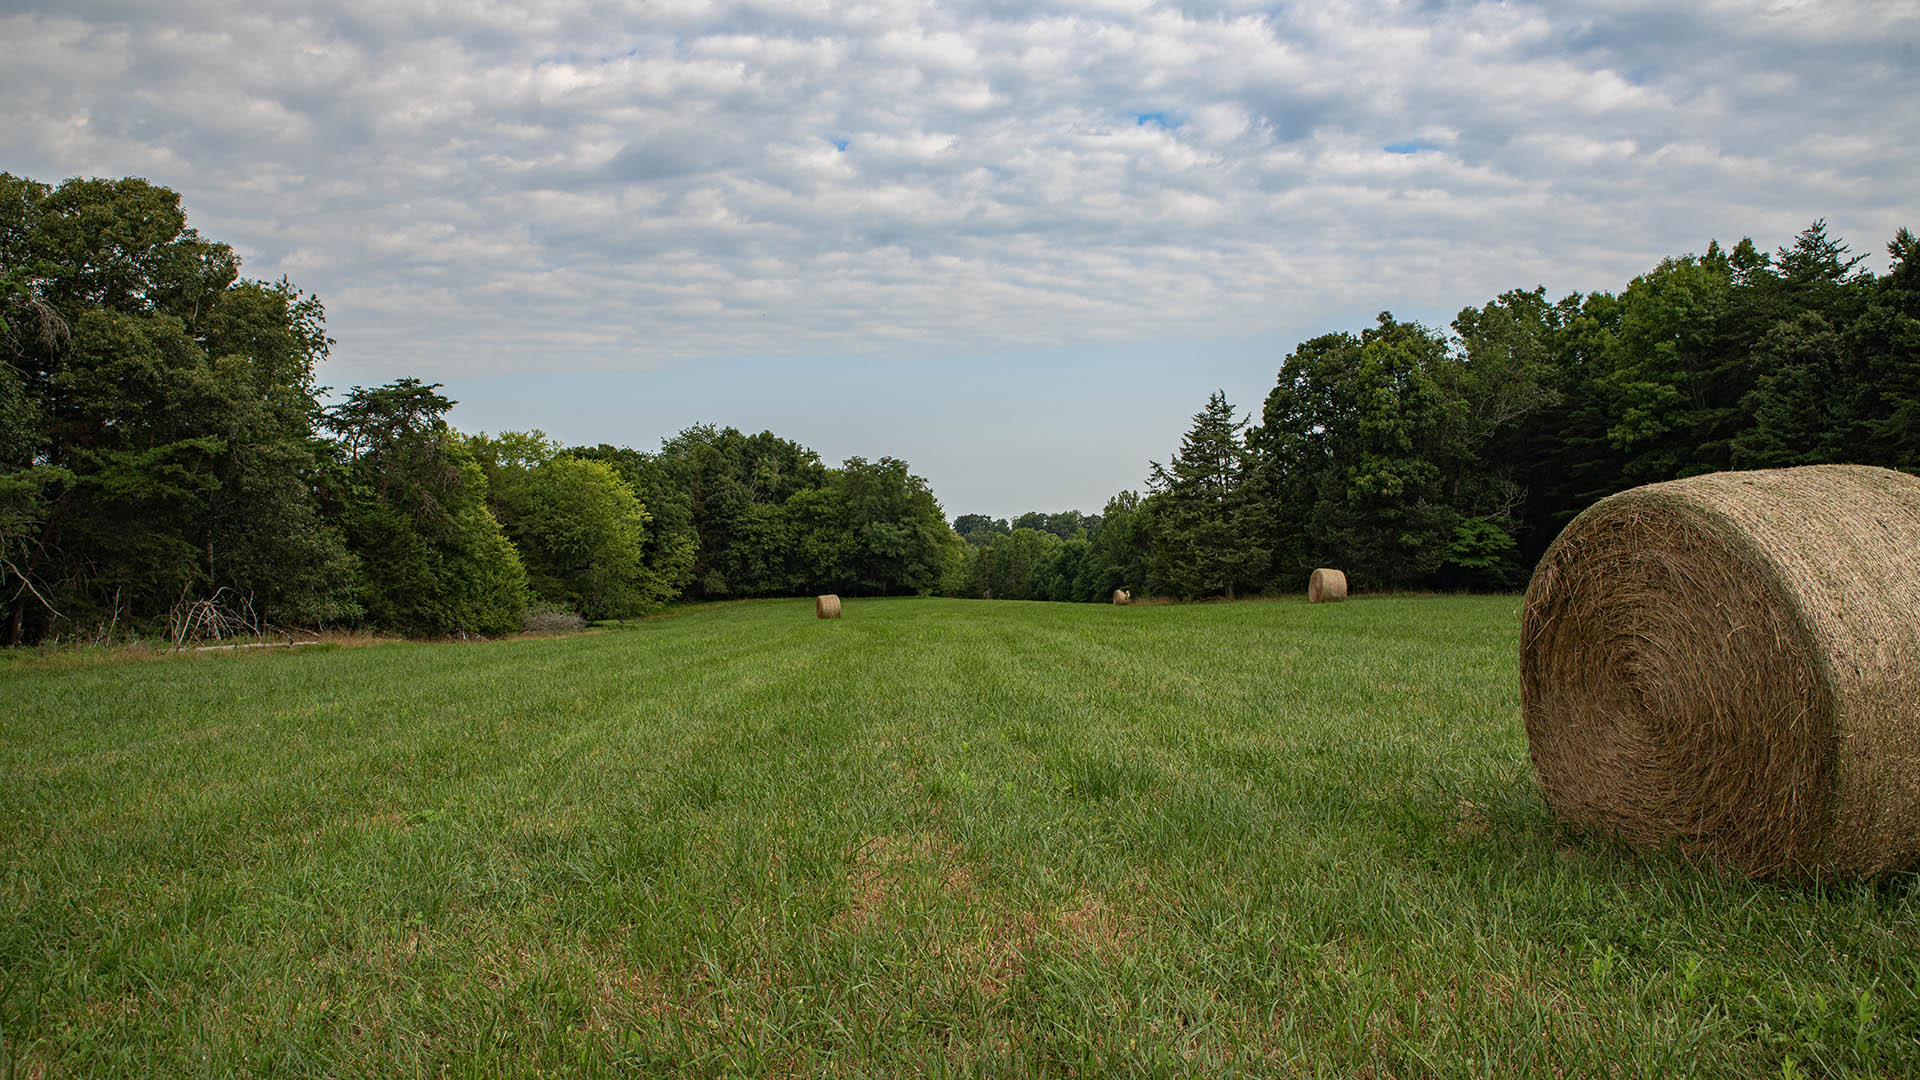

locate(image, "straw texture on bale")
(1307, 568), (1347, 604)
(1112, 589), (1131, 605)
(1521, 464), (1920, 878)
(815, 594), (841, 619)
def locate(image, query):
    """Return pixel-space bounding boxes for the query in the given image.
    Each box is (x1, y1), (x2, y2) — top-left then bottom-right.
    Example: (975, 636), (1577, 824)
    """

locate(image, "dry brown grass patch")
(833, 833), (1147, 1002)
(1451, 796), (1490, 839)
(1057, 894), (1137, 953)
(835, 833), (967, 929)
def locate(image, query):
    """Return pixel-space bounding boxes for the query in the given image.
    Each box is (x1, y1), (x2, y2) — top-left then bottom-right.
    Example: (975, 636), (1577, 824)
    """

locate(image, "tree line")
(0, 174), (954, 645)
(945, 220), (1919, 602)
(5, 172), (1915, 641)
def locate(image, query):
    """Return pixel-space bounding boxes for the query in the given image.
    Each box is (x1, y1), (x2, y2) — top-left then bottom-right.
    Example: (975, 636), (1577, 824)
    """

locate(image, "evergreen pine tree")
(1145, 391), (1268, 599)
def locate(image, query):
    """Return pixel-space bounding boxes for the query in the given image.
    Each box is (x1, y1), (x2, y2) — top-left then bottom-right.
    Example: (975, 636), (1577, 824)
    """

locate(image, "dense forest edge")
(3, 171), (1915, 645)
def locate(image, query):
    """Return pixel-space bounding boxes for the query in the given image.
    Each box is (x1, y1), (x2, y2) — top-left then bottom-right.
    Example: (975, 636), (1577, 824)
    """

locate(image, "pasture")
(2, 596), (1915, 1076)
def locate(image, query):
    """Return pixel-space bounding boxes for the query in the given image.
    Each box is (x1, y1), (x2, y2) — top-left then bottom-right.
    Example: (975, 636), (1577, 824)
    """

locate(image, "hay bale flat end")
(1521, 464), (1920, 878)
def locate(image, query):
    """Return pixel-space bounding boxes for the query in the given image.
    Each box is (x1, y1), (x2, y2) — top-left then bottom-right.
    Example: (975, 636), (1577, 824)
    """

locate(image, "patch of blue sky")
(1133, 112), (1182, 129)
(1384, 140), (1440, 154)
(535, 48), (640, 65)
(830, 138), (849, 151)
(436, 326), (1429, 520)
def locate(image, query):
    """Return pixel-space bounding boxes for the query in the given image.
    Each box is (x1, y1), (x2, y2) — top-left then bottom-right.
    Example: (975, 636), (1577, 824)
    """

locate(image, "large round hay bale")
(1521, 464), (1920, 877)
(1112, 589), (1131, 605)
(1307, 568), (1347, 603)
(816, 594), (842, 619)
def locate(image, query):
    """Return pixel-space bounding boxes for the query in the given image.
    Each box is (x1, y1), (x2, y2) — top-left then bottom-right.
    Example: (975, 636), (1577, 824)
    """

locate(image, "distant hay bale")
(816, 594), (842, 619)
(1307, 569), (1347, 603)
(1112, 589), (1131, 605)
(1521, 464), (1920, 878)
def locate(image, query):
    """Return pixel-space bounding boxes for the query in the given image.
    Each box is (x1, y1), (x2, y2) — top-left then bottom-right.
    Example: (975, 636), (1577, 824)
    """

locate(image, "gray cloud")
(2, 0), (1914, 390)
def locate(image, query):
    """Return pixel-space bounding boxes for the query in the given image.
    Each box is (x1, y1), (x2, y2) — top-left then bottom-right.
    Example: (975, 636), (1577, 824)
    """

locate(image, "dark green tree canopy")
(571, 429), (953, 602)
(1146, 390), (1267, 600)
(322, 381), (526, 637)
(2, 173), (353, 644)
(952, 513), (1010, 545)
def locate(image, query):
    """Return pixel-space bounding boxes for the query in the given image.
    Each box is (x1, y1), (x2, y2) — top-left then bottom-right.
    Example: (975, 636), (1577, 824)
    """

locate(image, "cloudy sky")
(4, 0), (1915, 517)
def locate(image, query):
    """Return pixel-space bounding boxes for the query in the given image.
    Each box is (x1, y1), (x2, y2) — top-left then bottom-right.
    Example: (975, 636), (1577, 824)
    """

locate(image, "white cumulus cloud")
(1, 0), (1913, 394)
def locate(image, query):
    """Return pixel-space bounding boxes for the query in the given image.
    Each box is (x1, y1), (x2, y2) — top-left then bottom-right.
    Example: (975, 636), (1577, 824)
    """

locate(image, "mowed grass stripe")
(2, 596), (1916, 1077)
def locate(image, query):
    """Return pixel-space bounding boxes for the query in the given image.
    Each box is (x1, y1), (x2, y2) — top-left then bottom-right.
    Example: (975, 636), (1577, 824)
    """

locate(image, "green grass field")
(3, 596), (1915, 1077)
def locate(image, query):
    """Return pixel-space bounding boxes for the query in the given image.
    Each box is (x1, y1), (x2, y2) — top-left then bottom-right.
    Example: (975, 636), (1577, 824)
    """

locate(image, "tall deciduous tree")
(834, 456), (951, 595)
(1252, 318), (1460, 591)
(649, 425), (830, 597)
(1, 172), (354, 644)
(324, 380), (526, 636)
(568, 442), (700, 603)
(1439, 288), (1573, 587)
(952, 514), (1010, 546)
(470, 432), (661, 619)
(1077, 490), (1149, 600)
(973, 526), (1063, 601)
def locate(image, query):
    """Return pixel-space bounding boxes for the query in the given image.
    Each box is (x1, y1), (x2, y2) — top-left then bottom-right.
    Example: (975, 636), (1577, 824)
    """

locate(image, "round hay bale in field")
(1112, 589), (1131, 605)
(1307, 568), (1347, 603)
(816, 594), (842, 619)
(1521, 464), (1920, 877)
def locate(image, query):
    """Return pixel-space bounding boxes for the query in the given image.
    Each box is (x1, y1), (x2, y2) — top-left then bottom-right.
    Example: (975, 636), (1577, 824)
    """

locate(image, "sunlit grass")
(3, 596), (1915, 1076)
